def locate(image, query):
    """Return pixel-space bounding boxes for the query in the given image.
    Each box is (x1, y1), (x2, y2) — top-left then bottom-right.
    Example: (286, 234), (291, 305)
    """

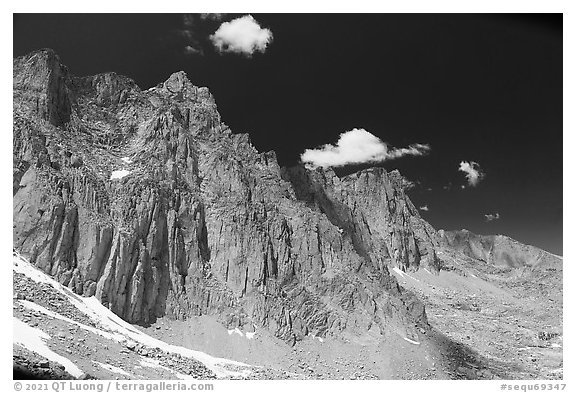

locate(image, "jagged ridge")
(14, 48), (443, 345)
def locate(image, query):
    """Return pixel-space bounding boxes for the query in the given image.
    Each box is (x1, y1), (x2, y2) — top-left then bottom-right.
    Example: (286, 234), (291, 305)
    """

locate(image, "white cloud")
(484, 212), (500, 222)
(419, 205), (429, 211)
(182, 14), (196, 28)
(300, 128), (430, 168)
(183, 45), (202, 56)
(387, 143), (432, 159)
(210, 15), (273, 56)
(178, 15), (204, 56)
(458, 161), (484, 187)
(200, 13), (226, 21)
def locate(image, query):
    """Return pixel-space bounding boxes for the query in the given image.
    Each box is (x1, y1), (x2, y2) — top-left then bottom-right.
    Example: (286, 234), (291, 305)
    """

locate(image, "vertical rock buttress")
(14, 49), (431, 343)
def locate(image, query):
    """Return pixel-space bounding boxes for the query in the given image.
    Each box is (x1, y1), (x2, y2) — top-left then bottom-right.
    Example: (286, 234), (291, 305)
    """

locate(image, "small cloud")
(183, 45), (203, 56)
(177, 29), (195, 41)
(484, 212), (500, 222)
(182, 14), (196, 28)
(458, 161), (485, 187)
(387, 143), (432, 160)
(426, 187), (433, 191)
(200, 13), (226, 21)
(210, 15), (273, 56)
(300, 128), (430, 168)
(442, 183), (452, 191)
(419, 205), (429, 212)
(403, 179), (421, 190)
(175, 14), (205, 55)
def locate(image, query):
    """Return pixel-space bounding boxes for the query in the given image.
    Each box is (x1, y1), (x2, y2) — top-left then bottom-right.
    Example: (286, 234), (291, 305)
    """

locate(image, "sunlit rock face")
(438, 229), (560, 268)
(14, 49), (435, 344)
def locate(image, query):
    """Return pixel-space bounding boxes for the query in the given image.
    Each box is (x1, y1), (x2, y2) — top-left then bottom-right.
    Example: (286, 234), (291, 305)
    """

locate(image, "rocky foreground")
(13, 49), (562, 379)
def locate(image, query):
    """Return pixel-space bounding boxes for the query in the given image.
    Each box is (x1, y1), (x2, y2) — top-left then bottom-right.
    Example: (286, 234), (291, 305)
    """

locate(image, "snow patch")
(227, 327), (256, 339)
(140, 357), (163, 369)
(392, 267), (420, 282)
(19, 300), (123, 341)
(403, 337), (420, 345)
(93, 361), (131, 377)
(138, 357), (196, 380)
(227, 328), (244, 337)
(80, 297), (252, 378)
(14, 253), (62, 287)
(13, 253), (252, 379)
(110, 169), (131, 180)
(392, 267), (406, 277)
(175, 372), (198, 380)
(13, 317), (84, 377)
(310, 334), (325, 343)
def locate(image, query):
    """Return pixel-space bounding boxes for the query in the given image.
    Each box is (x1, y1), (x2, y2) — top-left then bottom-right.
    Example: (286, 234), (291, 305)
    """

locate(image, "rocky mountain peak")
(13, 50), (436, 345)
(75, 72), (141, 107)
(13, 48), (71, 126)
(161, 71), (194, 93)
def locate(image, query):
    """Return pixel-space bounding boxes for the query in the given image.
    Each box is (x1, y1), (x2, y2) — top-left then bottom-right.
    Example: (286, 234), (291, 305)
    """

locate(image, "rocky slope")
(13, 49), (562, 380)
(13, 251), (283, 380)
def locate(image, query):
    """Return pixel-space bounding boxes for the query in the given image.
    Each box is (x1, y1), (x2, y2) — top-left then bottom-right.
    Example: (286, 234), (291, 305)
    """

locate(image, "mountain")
(438, 229), (561, 268)
(12, 49), (562, 380)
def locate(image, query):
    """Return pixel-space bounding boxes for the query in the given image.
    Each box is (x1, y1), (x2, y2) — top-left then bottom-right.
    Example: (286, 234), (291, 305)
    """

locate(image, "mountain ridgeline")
(438, 229), (560, 269)
(12, 49), (555, 351)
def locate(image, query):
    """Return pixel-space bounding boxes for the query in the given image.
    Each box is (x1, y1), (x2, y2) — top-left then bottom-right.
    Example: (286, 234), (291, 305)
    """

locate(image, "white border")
(3, 2), (572, 391)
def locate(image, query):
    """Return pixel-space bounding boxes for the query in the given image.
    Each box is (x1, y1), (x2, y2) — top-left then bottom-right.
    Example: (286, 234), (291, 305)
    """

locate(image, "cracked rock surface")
(13, 49), (429, 343)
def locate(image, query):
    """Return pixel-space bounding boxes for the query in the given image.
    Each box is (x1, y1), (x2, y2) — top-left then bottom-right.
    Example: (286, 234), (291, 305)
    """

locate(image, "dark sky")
(13, 14), (563, 254)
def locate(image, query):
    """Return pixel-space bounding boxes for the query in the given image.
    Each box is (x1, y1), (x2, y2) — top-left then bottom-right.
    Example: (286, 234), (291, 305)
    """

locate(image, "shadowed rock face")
(13, 49), (71, 126)
(283, 166), (441, 274)
(13, 49), (434, 344)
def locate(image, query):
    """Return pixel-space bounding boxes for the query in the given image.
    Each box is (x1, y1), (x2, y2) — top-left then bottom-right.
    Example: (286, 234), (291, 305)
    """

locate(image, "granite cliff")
(13, 49), (439, 344)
